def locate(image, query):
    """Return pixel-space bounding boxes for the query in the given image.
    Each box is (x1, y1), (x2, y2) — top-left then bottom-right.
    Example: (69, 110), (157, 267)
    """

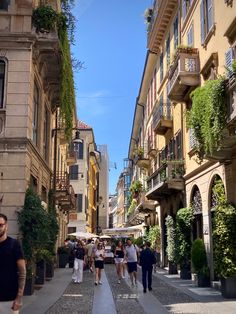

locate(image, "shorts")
(114, 258), (124, 264)
(127, 262), (137, 273)
(94, 260), (104, 269)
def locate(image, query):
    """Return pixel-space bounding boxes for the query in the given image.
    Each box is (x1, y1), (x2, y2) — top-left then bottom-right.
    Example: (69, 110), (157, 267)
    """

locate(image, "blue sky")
(72, 0), (152, 194)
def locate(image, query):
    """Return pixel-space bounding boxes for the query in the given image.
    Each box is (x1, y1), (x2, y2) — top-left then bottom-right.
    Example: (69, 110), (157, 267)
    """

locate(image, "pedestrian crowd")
(65, 236), (157, 293)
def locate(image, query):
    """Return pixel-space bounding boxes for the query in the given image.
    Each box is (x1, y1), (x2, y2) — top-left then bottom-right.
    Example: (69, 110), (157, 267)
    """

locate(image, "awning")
(102, 224), (145, 236)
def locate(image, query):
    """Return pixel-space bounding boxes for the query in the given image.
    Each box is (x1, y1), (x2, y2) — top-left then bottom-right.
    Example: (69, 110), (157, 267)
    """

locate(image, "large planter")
(35, 260), (46, 285)
(46, 261), (54, 279)
(221, 276), (236, 298)
(197, 274), (210, 287)
(180, 264), (191, 280)
(24, 277), (35, 296)
(58, 253), (68, 268)
(168, 261), (178, 275)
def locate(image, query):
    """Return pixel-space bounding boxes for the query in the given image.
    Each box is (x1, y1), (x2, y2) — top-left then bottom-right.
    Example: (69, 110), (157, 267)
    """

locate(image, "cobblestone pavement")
(45, 270), (94, 314)
(22, 264), (236, 314)
(105, 264), (145, 314)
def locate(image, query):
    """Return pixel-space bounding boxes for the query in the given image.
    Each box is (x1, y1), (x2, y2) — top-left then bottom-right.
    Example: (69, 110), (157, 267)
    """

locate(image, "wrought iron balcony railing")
(153, 102), (173, 135)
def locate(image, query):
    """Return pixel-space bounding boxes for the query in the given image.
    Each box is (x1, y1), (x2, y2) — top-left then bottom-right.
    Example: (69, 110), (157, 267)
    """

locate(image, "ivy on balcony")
(32, 1), (76, 139)
(187, 77), (226, 160)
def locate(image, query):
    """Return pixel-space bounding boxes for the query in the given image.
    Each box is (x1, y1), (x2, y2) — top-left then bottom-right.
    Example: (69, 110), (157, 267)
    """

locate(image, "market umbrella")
(68, 231), (97, 239)
(99, 235), (111, 239)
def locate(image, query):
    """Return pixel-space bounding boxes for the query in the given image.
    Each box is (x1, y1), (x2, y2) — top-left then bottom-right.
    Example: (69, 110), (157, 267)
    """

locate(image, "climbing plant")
(165, 215), (177, 263)
(32, 1), (76, 139)
(187, 77), (226, 160)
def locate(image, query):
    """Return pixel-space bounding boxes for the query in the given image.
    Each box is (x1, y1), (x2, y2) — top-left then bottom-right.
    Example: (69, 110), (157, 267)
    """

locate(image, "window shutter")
(78, 142), (84, 159)
(77, 194), (83, 213)
(225, 48), (234, 76)
(69, 165), (78, 180)
(207, 0), (213, 32)
(200, 0), (205, 44)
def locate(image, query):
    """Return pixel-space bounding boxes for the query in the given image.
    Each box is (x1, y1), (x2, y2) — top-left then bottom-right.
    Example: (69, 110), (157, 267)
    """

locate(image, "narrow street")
(21, 265), (236, 314)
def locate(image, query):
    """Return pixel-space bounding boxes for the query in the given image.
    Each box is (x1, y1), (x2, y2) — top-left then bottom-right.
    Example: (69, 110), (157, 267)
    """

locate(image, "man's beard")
(0, 229), (6, 238)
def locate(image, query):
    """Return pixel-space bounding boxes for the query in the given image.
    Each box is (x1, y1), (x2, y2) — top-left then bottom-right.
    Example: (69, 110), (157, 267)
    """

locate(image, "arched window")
(0, 60), (6, 108)
(191, 186), (203, 240)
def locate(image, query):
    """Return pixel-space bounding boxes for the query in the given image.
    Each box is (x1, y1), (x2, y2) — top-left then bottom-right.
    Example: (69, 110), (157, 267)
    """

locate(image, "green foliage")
(212, 177), (227, 205)
(187, 78), (226, 160)
(146, 225), (160, 250)
(18, 189), (51, 277)
(176, 207), (194, 267)
(191, 239), (208, 275)
(35, 248), (54, 263)
(32, 3), (76, 139)
(47, 190), (59, 253)
(165, 215), (177, 263)
(32, 5), (58, 32)
(129, 180), (143, 195)
(212, 181), (236, 277)
(133, 237), (144, 247)
(127, 199), (137, 216)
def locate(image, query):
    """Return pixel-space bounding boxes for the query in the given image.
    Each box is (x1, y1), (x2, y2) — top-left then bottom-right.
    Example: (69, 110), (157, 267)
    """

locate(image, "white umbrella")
(99, 235), (111, 239)
(68, 231), (97, 239)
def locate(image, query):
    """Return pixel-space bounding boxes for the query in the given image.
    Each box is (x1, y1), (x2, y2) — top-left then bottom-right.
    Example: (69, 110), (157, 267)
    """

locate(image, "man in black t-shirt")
(0, 213), (26, 313)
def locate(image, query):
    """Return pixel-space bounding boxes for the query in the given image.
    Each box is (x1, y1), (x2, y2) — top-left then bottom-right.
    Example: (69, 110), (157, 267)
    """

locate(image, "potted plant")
(35, 249), (49, 285)
(213, 187), (236, 297)
(129, 180), (143, 199)
(18, 188), (51, 295)
(165, 215), (178, 274)
(24, 262), (36, 296)
(176, 207), (194, 279)
(191, 239), (210, 287)
(57, 246), (70, 268)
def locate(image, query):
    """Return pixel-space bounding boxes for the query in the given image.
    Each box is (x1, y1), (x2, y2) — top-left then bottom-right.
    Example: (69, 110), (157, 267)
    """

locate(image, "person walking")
(94, 242), (105, 285)
(0, 213), (26, 314)
(114, 240), (125, 283)
(86, 239), (94, 273)
(124, 238), (139, 286)
(139, 241), (156, 293)
(72, 240), (85, 283)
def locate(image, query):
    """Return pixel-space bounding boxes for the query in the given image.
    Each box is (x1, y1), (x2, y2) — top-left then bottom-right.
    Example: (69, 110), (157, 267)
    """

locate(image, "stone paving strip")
(45, 270), (94, 314)
(105, 264), (146, 314)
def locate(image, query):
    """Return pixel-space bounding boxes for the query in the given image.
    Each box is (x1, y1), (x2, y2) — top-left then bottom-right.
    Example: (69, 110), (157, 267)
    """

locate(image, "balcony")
(127, 193), (156, 226)
(147, 136), (157, 158)
(33, 29), (61, 108)
(146, 160), (185, 201)
(153, 102), (173, 135)
(147, 0), (178, 53)
(55, 172), (76, 211)
(134, 153), (150, 169)
(167, 48), (200, 102)
(66, 149), (77, 166)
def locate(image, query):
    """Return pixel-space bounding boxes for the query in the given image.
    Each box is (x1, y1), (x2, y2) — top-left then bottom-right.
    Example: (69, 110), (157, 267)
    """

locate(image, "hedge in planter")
(212, 180), (236, 298)
(191, 239), (210, 287)
(176, 207), (194, 279)
(165, 215), (178, 274)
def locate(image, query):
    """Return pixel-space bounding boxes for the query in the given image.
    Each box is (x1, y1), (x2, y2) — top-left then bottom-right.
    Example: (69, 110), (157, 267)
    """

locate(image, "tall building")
(0, 0), (77, 245)
(97, 144), (109, 231)
(128, 0), (236, 281)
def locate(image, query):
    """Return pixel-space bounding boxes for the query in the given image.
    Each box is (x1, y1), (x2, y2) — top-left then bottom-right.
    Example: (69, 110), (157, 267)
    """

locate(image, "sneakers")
(98, 281), (102, 285)
(148, 287), (152, 291)
(94, 281), (98, 285)
(118, 280), (121, 284)
(143, 289), (147, 293)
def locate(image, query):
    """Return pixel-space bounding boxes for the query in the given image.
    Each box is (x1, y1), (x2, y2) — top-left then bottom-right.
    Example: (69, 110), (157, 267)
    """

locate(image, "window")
(43, 107), (49, 160)
(153, 69), (156, 102)
(30, 175), (38, 193)
(76, 142), (84, 159)
(0, 60), (6, 108)
(225, 47), (235, 77)
(187, 24), (194, 47)
(77, 194), (83, 213)
(160, 53), (163, 82)
(173, 16), (179, 49)
(182, 0), (193, 20)
(200, 0), (214, 44)
(32, 83), (39, 145)
(0, 0), (10, 10)
(166, 35), (170, 67)
(69, 165), (78, 180)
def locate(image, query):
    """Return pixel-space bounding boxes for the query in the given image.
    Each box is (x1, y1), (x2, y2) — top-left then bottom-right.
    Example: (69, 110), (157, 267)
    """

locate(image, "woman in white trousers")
(72, 240), (85, 283)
